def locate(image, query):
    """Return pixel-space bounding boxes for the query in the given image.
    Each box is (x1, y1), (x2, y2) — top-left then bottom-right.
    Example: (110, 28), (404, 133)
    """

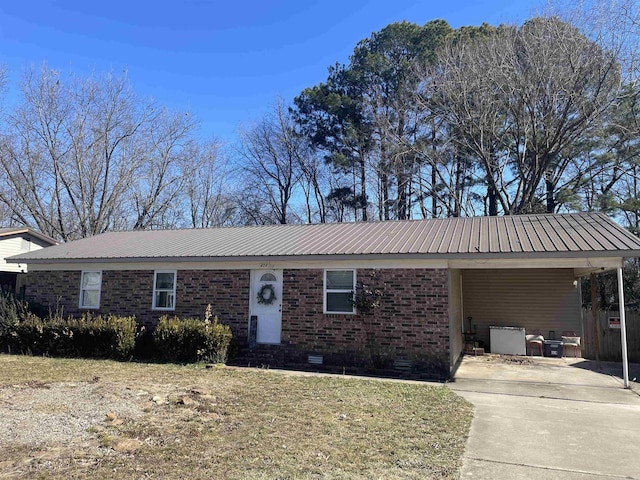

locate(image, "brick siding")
(24, 270), (250, 342)
(24, 267), (450, 372)
(281, 268), (450, 372)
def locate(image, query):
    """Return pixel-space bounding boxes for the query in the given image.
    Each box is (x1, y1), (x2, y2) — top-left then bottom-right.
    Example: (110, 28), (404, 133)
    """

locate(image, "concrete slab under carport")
(449, 355), (640, 479)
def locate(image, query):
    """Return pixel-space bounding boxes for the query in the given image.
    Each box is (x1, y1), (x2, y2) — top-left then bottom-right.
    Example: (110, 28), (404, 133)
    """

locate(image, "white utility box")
(490, 325), (526, 355)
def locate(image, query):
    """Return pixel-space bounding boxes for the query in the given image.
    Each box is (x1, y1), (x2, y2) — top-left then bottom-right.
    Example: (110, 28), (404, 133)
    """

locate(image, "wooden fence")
(582, 309), (640, 362)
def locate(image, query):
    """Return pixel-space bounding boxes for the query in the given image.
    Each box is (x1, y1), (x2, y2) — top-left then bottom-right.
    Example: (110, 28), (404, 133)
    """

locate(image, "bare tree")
(236, 99), (306, 225)
(131, 108), (196, 230)
(183, 140), (237, 228)
(430, 17), (623, 214)
(297, 148), (329, 223)
(0, 66), (199, 239)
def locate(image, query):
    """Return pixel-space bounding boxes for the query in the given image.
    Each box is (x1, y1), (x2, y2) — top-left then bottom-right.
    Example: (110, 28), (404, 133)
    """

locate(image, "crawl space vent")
(308, 355), (323, 365)
(393, 359), (412, 371)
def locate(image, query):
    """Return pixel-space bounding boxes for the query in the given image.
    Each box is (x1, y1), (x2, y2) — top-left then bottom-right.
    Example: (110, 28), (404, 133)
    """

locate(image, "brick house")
(8, 213), (640, 378)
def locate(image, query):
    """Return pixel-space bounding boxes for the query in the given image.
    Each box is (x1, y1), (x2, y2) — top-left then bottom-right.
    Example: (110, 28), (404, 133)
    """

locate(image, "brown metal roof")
(8, 212), (640, 264)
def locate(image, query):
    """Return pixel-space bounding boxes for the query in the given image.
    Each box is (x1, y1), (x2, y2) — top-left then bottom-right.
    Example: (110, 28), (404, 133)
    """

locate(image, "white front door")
(251, 269), (283, 344)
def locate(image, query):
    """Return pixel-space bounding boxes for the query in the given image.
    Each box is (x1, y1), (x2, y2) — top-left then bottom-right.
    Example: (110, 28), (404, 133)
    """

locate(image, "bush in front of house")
(153, 307), (232, 363)
(0, 292), (40, 350)
(0, 292), (32, 332)
(7, 313), (138, 360)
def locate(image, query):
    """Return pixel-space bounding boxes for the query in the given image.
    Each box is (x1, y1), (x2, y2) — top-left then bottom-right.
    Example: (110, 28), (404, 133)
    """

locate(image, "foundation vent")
(393, 359), (412, 371)
(308, 355), (323, 365)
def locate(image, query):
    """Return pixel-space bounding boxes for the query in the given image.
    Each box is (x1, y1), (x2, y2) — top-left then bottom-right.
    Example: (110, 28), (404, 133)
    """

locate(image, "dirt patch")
(475, 353), (535, 365)
(0, 381), (145, 448)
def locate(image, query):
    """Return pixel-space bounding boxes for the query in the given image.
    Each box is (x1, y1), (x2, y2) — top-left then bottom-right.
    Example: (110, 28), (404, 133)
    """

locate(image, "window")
(324, 269), (356, 314)
(260, 273), (277, 282)
(153, 270), (176, 310)
(80, 271), (102, 309)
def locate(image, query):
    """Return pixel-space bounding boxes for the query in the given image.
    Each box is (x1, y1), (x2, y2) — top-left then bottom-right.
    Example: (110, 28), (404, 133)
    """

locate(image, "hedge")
(153, 311), (232, 363)
(0, 294), (232, 363)
(3, 313), (138, 360)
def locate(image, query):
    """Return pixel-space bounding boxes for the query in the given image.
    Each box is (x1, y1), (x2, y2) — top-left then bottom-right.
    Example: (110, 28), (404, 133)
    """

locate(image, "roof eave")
(8, 249), (640, 265)
(0, 228), (58, 246)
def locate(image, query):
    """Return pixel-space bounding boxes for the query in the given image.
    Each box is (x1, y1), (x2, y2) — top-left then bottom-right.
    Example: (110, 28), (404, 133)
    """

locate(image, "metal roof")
(7, 212), (640, 264)
(0, 227), (58, 246)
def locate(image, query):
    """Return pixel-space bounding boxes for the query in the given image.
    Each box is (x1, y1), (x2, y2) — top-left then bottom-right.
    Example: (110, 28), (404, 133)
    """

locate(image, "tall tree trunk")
(397, 168), (407, 220)
(453, 150), (462, 217)
(380, 144), (390, 220)
(487, 184), (498, 216)
(431, 164), (437, 218)
(545, 173), (556, 213)
(396, 113), (407, 220)
(381, 171), (390, 220)
(359, 153), (367, 221)
(633, 164), (638, 232)
(431, 120), (438, 218)
(416, 166), (428, 218)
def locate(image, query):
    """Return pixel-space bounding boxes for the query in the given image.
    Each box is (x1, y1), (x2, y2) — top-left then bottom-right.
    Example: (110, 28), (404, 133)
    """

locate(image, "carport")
(446, 213), (640, 388)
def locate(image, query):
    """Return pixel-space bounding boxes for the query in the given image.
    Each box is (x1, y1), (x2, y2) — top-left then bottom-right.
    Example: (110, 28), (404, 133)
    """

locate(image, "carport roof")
(7, 212), (640, 264)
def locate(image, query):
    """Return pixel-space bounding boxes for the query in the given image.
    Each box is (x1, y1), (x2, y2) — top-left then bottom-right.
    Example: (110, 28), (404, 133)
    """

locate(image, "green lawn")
(0, 355), (473, 479)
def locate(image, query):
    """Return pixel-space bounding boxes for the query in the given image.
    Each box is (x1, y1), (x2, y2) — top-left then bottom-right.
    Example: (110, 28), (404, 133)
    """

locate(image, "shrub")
(8, 313), (138, 360)
(73, 314), (138, 359)
(0, 292), (39, 350)
(153, 306), (232, 363)
(0, 292), (32, 331)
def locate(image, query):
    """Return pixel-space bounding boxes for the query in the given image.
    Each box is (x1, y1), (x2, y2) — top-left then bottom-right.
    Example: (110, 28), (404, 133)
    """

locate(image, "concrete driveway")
(449, 355), (640, 479)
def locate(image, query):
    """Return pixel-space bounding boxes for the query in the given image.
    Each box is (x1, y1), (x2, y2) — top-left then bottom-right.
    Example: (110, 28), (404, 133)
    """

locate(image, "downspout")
(616, 267), (630, 389)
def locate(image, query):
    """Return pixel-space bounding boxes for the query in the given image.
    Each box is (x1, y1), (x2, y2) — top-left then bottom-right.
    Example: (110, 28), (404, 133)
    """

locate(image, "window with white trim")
(324, 269), (356, 314)
(79, 271), (102, 309)
(153, 270), (176, 310)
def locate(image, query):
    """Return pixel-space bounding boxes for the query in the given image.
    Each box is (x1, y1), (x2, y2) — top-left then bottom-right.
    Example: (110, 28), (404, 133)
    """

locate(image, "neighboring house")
(8, 213), (640, 377)
(0, 227), (58, 295)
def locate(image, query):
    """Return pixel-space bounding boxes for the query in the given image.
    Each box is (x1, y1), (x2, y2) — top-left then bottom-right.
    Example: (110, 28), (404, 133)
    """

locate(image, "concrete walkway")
(449, 356), (640, 479)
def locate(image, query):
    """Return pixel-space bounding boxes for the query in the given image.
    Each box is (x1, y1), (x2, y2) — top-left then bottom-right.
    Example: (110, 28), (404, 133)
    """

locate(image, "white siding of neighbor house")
(448, 269), (464, 371)
(0, 236), (47, 273)
(462, 268), (581, 351)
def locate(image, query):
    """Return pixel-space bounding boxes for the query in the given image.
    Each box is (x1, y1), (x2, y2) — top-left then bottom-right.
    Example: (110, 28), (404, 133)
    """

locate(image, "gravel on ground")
(0, 380), (145, 448)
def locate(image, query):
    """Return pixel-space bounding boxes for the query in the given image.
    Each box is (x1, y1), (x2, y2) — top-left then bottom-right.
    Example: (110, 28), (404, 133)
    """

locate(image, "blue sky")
(0, 0), (537, 143)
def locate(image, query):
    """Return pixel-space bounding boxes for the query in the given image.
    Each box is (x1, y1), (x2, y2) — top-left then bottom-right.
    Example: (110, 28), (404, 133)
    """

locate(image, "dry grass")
(0, 354), (473, 479)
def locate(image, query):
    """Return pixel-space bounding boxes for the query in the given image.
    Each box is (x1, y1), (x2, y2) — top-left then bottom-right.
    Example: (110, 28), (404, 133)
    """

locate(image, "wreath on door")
(257, 283), (277, 305)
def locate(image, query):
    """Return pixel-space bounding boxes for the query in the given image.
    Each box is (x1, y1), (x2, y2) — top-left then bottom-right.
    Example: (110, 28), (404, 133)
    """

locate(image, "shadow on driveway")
(569, 358), (640, 388)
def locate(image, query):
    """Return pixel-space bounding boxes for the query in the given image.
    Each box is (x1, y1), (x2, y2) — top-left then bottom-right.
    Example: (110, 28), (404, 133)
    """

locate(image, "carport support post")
(616, 267), (630, 389)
